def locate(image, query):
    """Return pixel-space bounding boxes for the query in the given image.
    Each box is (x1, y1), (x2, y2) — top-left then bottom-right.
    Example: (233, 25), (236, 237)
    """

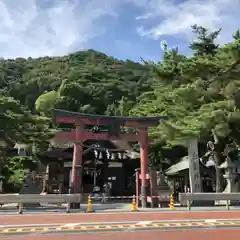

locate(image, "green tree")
(132, 26), (240, 192)
(190, 24), (221, 56)
(233, 30), (240, 41)
(0, 96), (55, 186)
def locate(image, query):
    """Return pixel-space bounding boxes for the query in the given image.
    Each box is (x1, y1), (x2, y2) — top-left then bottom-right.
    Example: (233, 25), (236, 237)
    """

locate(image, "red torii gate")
(53, 109), (167, 207)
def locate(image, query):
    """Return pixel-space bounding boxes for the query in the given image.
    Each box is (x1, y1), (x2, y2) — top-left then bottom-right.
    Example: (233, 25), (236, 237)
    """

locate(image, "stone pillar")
(149, 169), (157, 208)
(139, 127), (149, 208)
(135, 170), (140, 207)
(42, 164), (49, 193)
(0, 180), (3, 193)
(187, 138), (201, 193)
(70, 123), (83, 208)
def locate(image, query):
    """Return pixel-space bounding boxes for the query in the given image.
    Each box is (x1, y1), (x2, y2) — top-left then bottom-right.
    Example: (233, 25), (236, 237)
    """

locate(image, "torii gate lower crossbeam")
(53, 109), (167, 208)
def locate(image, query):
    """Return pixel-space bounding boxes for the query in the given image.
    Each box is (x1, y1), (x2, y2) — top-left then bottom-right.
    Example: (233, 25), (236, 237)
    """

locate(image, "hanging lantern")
(106, 150), (110, 159)
(96, 160), (103, 165)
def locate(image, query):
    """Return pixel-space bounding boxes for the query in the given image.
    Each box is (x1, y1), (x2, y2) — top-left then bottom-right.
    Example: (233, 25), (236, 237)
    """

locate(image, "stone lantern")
(220, 144), (240, 193)
(219, 158), (238, 192)
(219, 158), (240, 205)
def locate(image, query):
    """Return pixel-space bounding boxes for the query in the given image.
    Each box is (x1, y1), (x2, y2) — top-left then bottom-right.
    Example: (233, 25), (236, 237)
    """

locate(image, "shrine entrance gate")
(53, 109), (167, 208)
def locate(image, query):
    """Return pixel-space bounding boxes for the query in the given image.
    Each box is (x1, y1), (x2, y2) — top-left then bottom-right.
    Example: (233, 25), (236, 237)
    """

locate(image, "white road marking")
(174, 223), (182, 226)
(136, 221), (152, 225)
(63, 223), (80, 227)
(164, 223), (170, 226)
(205, 219), (217, 223)
(224, 221), (235, 225)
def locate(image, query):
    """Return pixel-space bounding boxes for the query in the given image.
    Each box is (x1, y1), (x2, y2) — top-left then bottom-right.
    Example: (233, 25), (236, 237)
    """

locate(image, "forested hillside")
(1, 50), (152, 115)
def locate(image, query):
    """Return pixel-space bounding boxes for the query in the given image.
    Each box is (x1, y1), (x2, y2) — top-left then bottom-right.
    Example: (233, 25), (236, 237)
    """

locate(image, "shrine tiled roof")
(53, 109), (167, 126)
(165, 156), (209, 175)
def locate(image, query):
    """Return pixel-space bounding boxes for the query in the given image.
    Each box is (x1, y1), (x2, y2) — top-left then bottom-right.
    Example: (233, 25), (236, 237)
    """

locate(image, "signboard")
(108, 162), (122, 167)
(187, 138), (201, 192)
(64, 161), (72, 168)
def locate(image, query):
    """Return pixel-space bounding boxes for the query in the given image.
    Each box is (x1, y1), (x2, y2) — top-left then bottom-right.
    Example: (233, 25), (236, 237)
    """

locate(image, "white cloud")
(0, 0), (119, 59)
(135, 0), (240, 43)
(2, 0), (238, 59)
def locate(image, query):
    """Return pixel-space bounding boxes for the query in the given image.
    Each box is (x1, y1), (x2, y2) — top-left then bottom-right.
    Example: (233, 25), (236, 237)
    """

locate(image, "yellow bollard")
(169, 194), (175, 210)
(85, 195), (94, 213)
(131, 195), (138, 211)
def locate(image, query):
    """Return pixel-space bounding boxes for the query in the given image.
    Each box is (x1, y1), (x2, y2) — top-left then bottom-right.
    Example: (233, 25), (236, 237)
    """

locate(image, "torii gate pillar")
(71, 124), (83, 197)
(139, 127), (149, 207)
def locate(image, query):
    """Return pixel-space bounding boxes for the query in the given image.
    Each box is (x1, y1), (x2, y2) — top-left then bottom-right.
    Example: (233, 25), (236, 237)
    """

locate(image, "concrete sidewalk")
(1, 202), (240, 215)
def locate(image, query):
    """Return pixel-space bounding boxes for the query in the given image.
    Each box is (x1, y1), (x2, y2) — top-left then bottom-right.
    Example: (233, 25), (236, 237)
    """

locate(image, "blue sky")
(0, 0), (239, 62)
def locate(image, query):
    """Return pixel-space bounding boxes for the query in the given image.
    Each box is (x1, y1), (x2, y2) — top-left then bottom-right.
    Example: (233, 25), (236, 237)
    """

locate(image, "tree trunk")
(212, 130), (223, 192)
(214, 151), (222, 192)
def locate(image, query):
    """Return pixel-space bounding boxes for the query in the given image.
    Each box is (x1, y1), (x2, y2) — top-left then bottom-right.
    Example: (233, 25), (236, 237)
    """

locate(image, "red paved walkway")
(1, 228), (240, 240)
(1, 211), (240, 225)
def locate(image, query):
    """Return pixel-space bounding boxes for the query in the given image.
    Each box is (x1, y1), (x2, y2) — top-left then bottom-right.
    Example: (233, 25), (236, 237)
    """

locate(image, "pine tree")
(190, 25), (221, 56)
(233, 30), (240, 41)
(132, 25), (240, 191)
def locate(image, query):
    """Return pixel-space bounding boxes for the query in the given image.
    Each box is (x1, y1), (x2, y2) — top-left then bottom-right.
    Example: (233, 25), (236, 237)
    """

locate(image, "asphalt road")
(1, 228), (240, 240)
(1, 219), (240, 235)
(1, 210), (240, 225)
(1, 210), (240, 239)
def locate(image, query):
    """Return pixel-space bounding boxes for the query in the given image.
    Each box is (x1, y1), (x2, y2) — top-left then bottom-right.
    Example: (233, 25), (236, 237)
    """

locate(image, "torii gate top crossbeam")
(53, 109), (167, 127)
